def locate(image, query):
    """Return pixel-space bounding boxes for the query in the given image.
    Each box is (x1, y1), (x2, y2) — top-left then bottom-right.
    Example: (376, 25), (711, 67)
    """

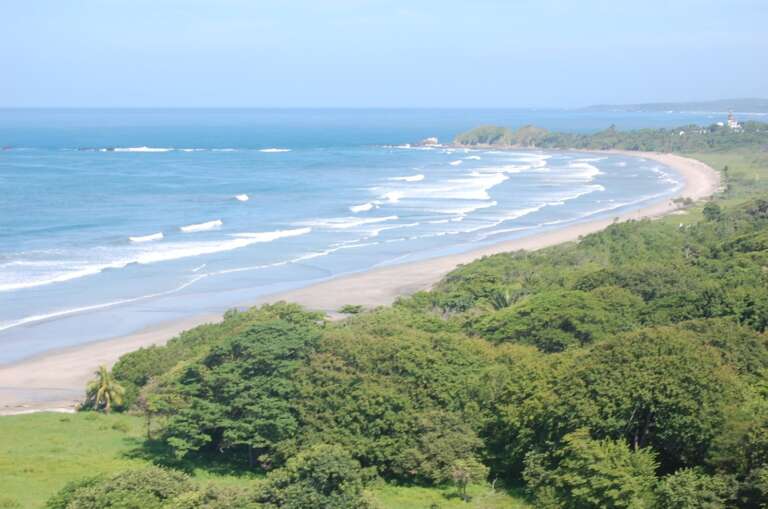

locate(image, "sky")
(2, 0), (766, 108)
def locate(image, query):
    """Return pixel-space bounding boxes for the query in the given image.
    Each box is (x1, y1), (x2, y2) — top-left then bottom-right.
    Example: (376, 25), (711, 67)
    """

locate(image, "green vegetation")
(6, 126), (768, 508)
(0, 412), (527, 508)
(454, 120), (768, 152)
(83, 365), (125, 414)
(339, 304), (365, 314)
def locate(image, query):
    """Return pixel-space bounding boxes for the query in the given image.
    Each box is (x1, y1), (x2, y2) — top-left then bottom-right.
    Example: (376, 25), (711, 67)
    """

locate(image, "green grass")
(687, 149), (768, 205)
(0, 412), (531, 508)
(649, 150), (768, 230)
(0, 412), (148, 508)
(0, 412), (261, 508)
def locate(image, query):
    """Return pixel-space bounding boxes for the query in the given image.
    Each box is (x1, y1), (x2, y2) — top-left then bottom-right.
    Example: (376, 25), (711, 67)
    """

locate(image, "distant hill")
(582, 98), (768, 113)
(453, 120), (768, 151)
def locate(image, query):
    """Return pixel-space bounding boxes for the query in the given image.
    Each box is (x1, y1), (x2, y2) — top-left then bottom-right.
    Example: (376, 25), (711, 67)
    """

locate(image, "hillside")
(453, 121), (768, 151)
(582, 98), (768, 113)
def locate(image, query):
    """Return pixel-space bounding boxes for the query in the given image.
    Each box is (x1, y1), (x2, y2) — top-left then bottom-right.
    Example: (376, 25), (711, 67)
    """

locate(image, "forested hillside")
(453, 121), (768, 151)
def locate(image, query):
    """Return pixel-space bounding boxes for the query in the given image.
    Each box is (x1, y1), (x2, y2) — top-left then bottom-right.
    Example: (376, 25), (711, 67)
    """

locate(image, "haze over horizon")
(3, 0), (767, 108)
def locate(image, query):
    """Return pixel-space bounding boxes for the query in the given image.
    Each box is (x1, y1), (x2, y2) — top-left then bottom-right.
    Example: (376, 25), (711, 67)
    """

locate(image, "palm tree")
(86, 365), (125, 414)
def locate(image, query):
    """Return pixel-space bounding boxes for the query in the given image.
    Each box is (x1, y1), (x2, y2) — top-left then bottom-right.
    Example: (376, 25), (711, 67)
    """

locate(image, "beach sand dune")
(0, 152), (721, 415)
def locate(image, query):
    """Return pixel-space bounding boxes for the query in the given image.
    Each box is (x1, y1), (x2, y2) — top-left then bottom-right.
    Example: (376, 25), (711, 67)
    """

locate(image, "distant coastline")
(580, 97), (768, 114)
(0, 150), (720, 415)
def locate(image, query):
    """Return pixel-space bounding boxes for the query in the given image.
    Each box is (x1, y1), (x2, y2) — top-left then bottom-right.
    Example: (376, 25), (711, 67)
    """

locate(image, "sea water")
(0, 108), (736, 363)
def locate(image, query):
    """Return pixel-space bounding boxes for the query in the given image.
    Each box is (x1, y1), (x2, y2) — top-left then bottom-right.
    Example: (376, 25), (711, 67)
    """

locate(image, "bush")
(339, 304), (364, 314)
(655, 468), (733, 509)
(45, 467), (191, 509)
(470, 289), (633, 352)
(258, 444), (374, 509)
(524, 429), (658, 508)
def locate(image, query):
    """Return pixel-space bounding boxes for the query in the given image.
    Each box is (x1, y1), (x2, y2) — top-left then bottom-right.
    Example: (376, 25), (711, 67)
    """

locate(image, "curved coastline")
(0, 151), (721, 415)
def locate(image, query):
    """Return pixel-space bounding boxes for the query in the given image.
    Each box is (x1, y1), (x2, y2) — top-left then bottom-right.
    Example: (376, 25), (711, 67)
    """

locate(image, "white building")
(727, 111), (742, 131)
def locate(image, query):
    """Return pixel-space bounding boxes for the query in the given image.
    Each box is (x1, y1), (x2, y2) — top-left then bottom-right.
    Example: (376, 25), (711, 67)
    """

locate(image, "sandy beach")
(0, 151), (721, 415)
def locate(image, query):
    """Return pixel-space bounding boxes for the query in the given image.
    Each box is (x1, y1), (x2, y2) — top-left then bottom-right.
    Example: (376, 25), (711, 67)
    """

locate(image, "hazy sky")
(2, 0), (766, 108)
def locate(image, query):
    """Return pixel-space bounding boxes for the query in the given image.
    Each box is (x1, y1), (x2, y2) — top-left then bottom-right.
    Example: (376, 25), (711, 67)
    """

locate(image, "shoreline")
(0, 151), (721, 415)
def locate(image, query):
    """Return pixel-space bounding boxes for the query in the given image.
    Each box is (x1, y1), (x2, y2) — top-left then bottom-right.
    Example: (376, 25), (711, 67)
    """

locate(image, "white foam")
(290, 241), (378, 264)
(651, 166), (680, 185)
(349, 202), (376, 213)
(230, 227), (312, 242)
(377, 172), (509, 203)
(259, 148), (291, 153)
(433, 200), (498, 217)
(449, 160), (463, 166)
(477, 225), (535, 239)
(365, 222), (420, 237)
(465, 156), (482, 160)
(460, 205), (546, 234)
(0, 228), (312, 293)
(129, 232), (164, 243)
(303, 216), (398, 230)
(392, 144), (435, 150)
(235, 194), (250, 202)
(180, 220), (223, 233)
(388, 174), (425, 182)
(0, 274), (209, 332)
(382, 191), (404, 203)
(568, 162), (603, 180)
(112, 146), (172, 153)
(0, 264), (115, 293)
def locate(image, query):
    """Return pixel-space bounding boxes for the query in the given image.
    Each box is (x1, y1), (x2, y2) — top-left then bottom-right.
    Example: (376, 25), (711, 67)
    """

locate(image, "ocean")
(0, 108), (739, 363)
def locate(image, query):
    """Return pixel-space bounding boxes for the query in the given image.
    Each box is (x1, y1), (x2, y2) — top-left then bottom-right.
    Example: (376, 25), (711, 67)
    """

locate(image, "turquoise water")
(0, 108), (728, 363)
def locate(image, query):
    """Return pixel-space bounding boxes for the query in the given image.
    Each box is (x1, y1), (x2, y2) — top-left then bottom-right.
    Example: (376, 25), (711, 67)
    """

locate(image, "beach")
(0, 151), (721, 415)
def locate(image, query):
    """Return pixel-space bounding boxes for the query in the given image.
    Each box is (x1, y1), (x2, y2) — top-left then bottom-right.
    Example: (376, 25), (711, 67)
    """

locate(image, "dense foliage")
(454, 121), (768, 152)
(44, 453), (374, 509)
(45, 466), (259, 509)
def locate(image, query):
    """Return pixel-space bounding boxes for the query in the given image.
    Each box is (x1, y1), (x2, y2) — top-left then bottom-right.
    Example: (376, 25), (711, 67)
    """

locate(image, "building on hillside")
(727, 111), (742, 131)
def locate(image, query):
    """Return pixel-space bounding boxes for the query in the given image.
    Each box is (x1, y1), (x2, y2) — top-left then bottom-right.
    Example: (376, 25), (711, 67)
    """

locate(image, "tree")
(258, 444), (374, 509)
(470, 290), (624, 352)
(554, 328), (741, 471)
(523, 429), (658, 509)
(655, 469), (733, 509)
(85, 365), (125, 414)
(163, 320), (320, 467)
(392, 410), (486, 485)
(450, 458), (489, 502)
(703, 202), (723, 222)
(45, 467), (192, 509)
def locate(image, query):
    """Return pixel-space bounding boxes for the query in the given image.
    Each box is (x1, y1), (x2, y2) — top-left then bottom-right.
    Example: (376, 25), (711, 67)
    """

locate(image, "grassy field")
(0, 412), (530, 509)
(688, 149), (768, 205)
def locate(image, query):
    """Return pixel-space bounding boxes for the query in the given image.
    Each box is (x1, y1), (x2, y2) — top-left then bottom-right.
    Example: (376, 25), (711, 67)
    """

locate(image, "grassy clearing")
(0, 412), (147, 508)
(0, 412), (530, 508)
(688, 149), (768, 204)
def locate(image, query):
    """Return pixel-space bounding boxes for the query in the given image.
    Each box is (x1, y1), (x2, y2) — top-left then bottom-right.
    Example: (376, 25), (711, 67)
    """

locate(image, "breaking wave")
(349, 202), (376, 213)
(388, 174), (425, 182)
(180, 220), (223, 233)
(129, 232), (164, 243)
